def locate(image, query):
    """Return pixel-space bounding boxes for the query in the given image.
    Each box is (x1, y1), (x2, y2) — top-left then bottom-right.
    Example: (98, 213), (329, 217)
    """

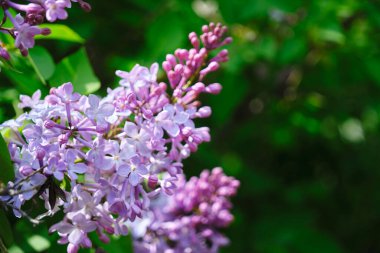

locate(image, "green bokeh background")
(2, 0), (380, 252)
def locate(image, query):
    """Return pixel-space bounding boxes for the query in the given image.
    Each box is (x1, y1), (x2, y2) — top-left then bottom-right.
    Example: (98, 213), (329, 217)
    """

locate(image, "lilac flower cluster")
(131, 168), (240, 253)
(0, 23), (237, 253)
(0, 0), (90, 58)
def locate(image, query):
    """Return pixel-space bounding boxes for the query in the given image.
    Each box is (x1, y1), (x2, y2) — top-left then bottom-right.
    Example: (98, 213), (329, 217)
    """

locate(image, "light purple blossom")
(0, 23), (233, 252)
(53, 82), (81, 103)
(0, 0), (90, 56)
(49, 213), (97, 248)
(19, 90), (41, 109)
(131, 168), (240, 253)
(118, 156), (149, 186)
(44, 0), (70, 22)
(13, 14), (43, 50)
(86, 94), (115, 125)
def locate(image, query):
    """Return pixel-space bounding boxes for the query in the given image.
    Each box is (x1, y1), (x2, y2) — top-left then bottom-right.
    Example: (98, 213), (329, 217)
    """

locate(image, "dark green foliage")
(1, 0), (380, 252)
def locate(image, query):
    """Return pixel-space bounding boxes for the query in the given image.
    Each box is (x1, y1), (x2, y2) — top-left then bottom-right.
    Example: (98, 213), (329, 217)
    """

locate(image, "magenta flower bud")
(189, 32), (200, 49)
(96, 124), (108, 133)
(200, 229), (212, 238)
(223, 37), (233, 45)
(148, 175), (158, 189)
(36, 147), (46, 160)
(209, 35), (217, 45)
(68, 243), (79, 253)
(20, 47), (28, 57)
(174, 64), (183, 73)
(58, 133), (69, 144)
(162, 61), (172, 72)
(98, 232), (110, 243)
(218, 209), (233, 224)
(202, 25), (209, 33)
(82, 237), (92, 248)
(189, 32), (198, 41)
(205, 83), (222, 94)
(158, 82), (167, 91)
(44, 119), (56, 129)
(104, 226), (115, 234)
(212, 167), (223, 175)
(181, 127), (192, 137)
(175, 49), (188, 60)
(211, 49), (229, 63)
(79, 1), (92, 12)
(208, 61), (219, 72)
(199, 202), (209, 213)
(183, 66), (192, 78)
(41, 28), (51, 36)
(197, 106), (211, 118)
(232, 179), (241, 189)
(19, 165), (34, 176)
(191, 82), (205, 92)
(26, 13), (45, 25)
(0, 46), (10, 61)
(188, 142), (198, 152)
(57, 237), (69, 244)
(166, 54), (177, 66)
(26, 3), (44, 13)
(142, 108), (153, 119)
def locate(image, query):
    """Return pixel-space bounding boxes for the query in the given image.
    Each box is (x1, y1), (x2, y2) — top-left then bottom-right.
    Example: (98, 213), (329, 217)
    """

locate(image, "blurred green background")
(2, 0), (380, 252)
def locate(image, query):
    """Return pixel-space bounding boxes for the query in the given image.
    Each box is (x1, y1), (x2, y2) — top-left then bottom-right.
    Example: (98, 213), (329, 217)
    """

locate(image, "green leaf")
(3, 69), (44, 95)
(27, 235), (50, 252)
(0, 209), (13, 247)
(29, 46), (55, 81)
(35, 24), (84, 43)
(89, 234), (133, 253)
(8, 245), (24, 253)
(49, 48), (101, 94)
(0, 134), (14, 184)
(278, 37), (307, 64)
(146, 13), (186, 60)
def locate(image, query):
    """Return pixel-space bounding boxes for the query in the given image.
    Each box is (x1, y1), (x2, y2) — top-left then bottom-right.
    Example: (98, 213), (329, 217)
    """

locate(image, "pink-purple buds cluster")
(0, 0), (90, 57)
(0, 23), (238, 253)
(131, 168), (240, 253)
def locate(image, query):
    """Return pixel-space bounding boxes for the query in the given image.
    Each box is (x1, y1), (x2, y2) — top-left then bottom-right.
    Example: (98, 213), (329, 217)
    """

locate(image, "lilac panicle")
(0, 23), (235, 252)
(131, 168), (240, 253)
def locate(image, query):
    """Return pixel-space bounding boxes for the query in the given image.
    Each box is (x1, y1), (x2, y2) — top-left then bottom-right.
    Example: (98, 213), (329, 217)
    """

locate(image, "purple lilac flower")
(117, 156), (149, 186)
(0, 43), (10, 61)
(44, 0), (71, 22)
(131, 168), (240, 253)
(13, 14), (43, 50)
(0, 0), (91, 56)
(0, 23), (232, 252)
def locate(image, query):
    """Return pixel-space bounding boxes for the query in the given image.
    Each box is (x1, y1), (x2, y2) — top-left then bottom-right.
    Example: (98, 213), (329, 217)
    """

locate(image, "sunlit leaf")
(49, 48), (100, 94)
(27, 235), (50, 252)
(29, 46), (55, 81)
(35, 24), (84, 43)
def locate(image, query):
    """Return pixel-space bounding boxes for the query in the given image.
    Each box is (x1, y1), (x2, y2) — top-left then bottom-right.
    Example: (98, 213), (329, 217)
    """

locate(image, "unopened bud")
(41, 28), (51, 36)
(205, 83), (222, 94)
(44, 119), (56, 129)
(79, 1), (92, 12)
(96, 124), (108, 134)
(58, 133), (69, 144)
(36, 147), (46, 160)
(197, 106), (211, 118)
(19, 165), (34, 176)
(67, 244), (79, 253)
(0, 47), (10, 61)
(148, 175), (158, 189)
